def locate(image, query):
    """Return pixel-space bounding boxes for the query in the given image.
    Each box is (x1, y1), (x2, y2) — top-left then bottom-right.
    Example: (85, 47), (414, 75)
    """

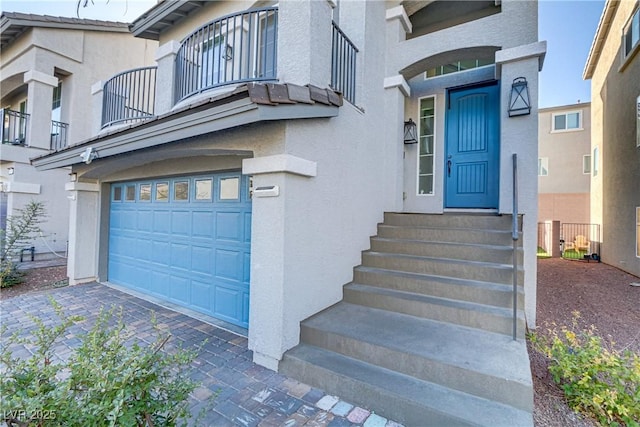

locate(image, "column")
(24, 71), (58, 150)
(154, 40), (180, 114)
(65, 181), (100, 285)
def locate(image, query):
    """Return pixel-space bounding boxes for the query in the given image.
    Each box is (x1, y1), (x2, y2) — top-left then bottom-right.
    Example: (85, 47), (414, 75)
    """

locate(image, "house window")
(113, 186), (122, 202)
(418, 96), (435, 194)
(637, 207), (640, 257)
(624, 7), (640, 59)
(552, 111), (581, 132)
(201, 35), (225, 88)
(538, 157), (549, 176)
(583, 155), (591, 174)
(125, 185), (136, 201)
(425, 58), (493, 79)
(593, 147), (599, 177)
(51, 82), (62, 123)
(219, 177), (240, 200)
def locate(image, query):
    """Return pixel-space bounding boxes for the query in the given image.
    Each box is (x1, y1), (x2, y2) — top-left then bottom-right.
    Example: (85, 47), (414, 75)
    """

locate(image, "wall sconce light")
(404, 118), (418, 144)
(508, 77), (531, 117)
(7, 167), (15, 175)
(223, 44), (233, 61)
(69, 172), (77, 182)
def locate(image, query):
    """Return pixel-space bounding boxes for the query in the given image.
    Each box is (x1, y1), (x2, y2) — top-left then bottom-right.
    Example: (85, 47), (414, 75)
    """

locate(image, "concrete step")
(370, 237), (524, 265)
(281, 343), (533, 427)
(299, 303), (532, 410)
(361, 251), (524, 285)
(353, 266), (524, 309)
(377, 224), (522, 246)
(344, 283), (525, 336)
(383, 212), (522, 231)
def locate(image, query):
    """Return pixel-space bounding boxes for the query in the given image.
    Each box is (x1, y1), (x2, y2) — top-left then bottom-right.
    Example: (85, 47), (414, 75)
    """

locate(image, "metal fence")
(561, 223), (601, 261)
(331, 21), (358, 105)
(102, 66), (157, 128)
(50, 120), (69, 151)
(175, 7), (278, 104)
(1, 108), (29, 145)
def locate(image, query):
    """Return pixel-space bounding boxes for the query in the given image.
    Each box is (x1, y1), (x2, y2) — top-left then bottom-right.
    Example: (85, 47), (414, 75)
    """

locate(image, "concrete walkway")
(0, 282), (403, 427)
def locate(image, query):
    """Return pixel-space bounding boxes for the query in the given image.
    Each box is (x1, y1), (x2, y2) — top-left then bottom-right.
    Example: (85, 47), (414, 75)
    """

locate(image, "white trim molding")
(155, 40), (181, 62)
(383, 75), (411, 97)
(495, 41), (547, 78)
(65, 182), (100, 192)
(243, 154), (317, 178)
(23, 70), (58, 87)
(386, 6), (412, 34)
(3, 181), (40, 194)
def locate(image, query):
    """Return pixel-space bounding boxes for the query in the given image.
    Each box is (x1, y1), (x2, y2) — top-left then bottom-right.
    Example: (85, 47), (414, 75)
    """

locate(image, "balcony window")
(425, 58), (493, 79)
(418, 97), (436, 194)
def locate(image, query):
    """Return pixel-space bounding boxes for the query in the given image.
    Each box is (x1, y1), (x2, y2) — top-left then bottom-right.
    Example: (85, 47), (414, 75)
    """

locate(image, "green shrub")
(0, 298), (202, 426)
(529, 312), (640, 427)
(0, 201), (47, 288)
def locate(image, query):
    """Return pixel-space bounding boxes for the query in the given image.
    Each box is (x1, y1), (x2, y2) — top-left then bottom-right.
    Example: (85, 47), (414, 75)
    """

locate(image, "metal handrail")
(1, 108), (29, 146)
(331, 21), (358, 105)
(102, 66), (157, 128)
(50, 120), (69, 151)
(512, 153), (519, 340)
(174, 7), (278, 104)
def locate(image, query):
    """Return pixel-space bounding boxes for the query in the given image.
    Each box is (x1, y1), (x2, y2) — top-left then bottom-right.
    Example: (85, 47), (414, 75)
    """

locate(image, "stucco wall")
(538, 193), (590, 224)
(588, 1), (640, 276)
(1, 25), (157, 262)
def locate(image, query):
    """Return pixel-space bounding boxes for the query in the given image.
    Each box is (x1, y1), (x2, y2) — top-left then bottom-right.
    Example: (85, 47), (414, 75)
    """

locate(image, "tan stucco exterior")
(1, 18), (157, 261)
(585, 0), (640, 276)
(538, 103), (591, 224)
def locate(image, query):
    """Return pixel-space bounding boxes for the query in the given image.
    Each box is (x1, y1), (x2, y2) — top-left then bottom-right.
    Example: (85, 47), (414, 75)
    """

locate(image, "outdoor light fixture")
(223, 44), (233, 61)
(404, 118), (418, 144)
(7, 167), (14, 175)
(69, 172), (77, 182)
(508, 77), (531, 117)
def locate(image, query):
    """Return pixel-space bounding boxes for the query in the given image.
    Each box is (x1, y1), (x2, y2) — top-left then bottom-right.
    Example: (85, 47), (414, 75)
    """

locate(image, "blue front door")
(108, 172), (251, 328)
(445, 82), (500, 208)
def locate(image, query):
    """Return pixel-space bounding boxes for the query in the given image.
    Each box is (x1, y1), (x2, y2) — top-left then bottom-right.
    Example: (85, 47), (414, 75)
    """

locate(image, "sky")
(1, 0), (606, 109)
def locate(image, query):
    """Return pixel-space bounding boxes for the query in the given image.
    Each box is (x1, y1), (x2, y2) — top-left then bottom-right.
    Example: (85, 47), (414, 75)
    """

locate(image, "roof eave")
(583, 0), (619, 80)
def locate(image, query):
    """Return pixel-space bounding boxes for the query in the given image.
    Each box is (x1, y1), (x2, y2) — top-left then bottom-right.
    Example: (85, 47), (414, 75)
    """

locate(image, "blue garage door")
(109, 172), (251, 328)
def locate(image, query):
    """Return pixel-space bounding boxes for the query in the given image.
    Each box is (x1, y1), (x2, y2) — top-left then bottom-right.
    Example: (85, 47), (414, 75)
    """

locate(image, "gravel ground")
(2, 259), (639, 426)
(532, 258), (640, 427)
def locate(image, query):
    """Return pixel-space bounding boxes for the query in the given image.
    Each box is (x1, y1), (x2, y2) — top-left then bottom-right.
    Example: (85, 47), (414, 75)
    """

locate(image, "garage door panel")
(214, 285), (242, 321)
(169, 274), (190, 304)
(171, 210), (191, 236)
(137, 210), (153, 231)
(244, 213), (252, 243)
(152, 240), (171, 264)
(216, 211), (242, 241)
(153, 210), (171, 233)
(170, 242), (191, 271)
(192, 211), (214, 237)
(191, 280), (212, 311)
(215, 248), (242, 281)
(192, 246), (213, 274)
(109, 173), (251, 328)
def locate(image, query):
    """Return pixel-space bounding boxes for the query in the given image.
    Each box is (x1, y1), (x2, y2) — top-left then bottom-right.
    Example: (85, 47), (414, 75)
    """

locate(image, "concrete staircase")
(280, 213), (533, 426)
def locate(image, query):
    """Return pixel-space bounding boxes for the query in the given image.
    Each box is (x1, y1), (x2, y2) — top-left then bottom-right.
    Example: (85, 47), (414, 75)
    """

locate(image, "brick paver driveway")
(0, 282), (401, 427)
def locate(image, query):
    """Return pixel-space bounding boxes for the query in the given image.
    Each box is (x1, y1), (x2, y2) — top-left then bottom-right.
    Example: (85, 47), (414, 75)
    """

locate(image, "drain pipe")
(512, 154), (518, 341)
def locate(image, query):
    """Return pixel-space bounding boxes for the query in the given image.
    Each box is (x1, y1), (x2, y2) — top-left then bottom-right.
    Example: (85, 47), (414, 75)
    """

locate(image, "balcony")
(331, 22), (358, 105)
(102, 66), (157, 129)
(1, 108), (29, 146)
(50, 120), (69, 151)
(175, 6), (278, 104)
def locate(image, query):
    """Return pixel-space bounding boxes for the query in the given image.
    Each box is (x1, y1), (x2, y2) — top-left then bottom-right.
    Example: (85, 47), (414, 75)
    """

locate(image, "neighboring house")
(538, 102), (591, 225)
(584, 0), (640, 277)
(0, 12), (157, 261)
(32, 1), (545, 424)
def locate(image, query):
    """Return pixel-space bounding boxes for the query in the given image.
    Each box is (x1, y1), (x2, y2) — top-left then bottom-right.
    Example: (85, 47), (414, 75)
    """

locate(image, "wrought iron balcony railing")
(50, 120), (69, 151)
(331, 21), (358, 105)
(102, 66), (157, 128)
(175, 7), (278, 104)
(1, 108), (29, 146)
